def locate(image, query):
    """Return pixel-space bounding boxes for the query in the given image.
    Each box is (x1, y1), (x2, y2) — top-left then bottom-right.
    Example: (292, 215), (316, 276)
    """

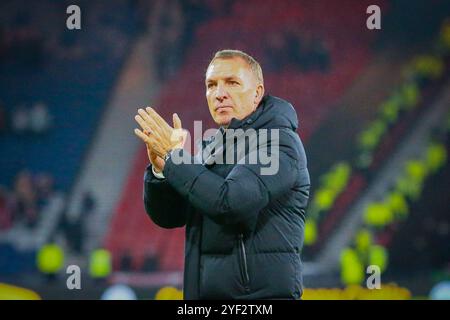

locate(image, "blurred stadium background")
(0, 0), (449, 300)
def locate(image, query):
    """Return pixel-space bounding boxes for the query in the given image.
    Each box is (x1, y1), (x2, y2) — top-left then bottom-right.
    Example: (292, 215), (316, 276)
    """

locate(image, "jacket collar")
(222, 95), (268, 131)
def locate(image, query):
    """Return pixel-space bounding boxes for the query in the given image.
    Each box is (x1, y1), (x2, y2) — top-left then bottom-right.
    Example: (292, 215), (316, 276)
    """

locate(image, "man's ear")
(254, 83), (265, 106)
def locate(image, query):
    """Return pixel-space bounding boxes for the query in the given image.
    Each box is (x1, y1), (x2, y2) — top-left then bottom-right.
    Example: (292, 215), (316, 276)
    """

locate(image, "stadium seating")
(0, 1), (140, 191)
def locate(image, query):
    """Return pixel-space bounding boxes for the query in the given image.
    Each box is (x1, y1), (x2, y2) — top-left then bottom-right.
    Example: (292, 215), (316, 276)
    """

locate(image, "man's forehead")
(205, 57), (252, 81)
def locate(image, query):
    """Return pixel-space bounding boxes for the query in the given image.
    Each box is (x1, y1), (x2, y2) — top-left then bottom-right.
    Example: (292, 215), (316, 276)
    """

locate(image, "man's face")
(205, 57), (264, 127)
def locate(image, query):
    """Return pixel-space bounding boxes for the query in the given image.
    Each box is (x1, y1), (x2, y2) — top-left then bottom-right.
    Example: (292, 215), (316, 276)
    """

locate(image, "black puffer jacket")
(144, 95), (310, 299)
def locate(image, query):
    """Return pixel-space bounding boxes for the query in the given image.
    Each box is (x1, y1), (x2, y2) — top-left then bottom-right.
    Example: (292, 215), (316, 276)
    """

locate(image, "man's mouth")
(215, 105), (233, 113)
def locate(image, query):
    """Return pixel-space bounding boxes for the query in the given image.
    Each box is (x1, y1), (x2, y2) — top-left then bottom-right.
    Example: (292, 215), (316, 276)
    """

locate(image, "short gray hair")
(209, 49), (264, 84)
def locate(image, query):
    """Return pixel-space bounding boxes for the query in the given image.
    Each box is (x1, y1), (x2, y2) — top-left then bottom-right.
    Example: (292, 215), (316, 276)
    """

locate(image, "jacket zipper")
(237, 234), (250, 291)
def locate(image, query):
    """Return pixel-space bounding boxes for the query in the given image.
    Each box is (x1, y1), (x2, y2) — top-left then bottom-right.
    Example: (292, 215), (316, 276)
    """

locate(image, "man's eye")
(207, 83), (216, 89)
(228, 81), (239, 85)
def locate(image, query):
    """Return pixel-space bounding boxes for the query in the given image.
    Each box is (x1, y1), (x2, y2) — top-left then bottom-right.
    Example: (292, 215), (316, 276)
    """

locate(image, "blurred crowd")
(0, 169), (101, 260)
(153, 0), (211, 81)
(0, 171), (56, 230)
(0, 0), (149, 70)
(152, 0), (332, 80)
(264, 29), (330, 73)
(0, 100), (52, 136)
(59, 190), (96, 255)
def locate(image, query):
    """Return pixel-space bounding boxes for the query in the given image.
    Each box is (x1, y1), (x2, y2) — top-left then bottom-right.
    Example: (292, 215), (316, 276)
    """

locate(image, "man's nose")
(215, 84), (228, 101)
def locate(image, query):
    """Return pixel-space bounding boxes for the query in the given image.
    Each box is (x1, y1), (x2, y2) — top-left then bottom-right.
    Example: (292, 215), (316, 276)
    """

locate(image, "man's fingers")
(146, 107), (171, 131)
(136, 109), (165, 140)
(173, 113), (182, 130)
(138, 108), (160, 130)
(134, 128), (150, 143)
(134, 115), (152, 132)
(136, 107), (184, 153)
(172, 113), (185, 146)
(134, 128), (164, 155)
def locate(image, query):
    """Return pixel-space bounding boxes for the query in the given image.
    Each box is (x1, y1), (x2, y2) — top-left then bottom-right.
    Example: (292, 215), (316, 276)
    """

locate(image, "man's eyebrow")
(205, 76), (241, 84)
(224, 76), (240, 81)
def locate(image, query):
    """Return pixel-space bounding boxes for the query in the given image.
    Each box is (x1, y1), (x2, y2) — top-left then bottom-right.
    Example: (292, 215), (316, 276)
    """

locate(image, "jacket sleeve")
(143, 164), (187, 229)
(162, 130), (309, 231)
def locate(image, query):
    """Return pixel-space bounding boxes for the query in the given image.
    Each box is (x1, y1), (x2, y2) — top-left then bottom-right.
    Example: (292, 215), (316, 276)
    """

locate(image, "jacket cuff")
(152, 166), (165, 179)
